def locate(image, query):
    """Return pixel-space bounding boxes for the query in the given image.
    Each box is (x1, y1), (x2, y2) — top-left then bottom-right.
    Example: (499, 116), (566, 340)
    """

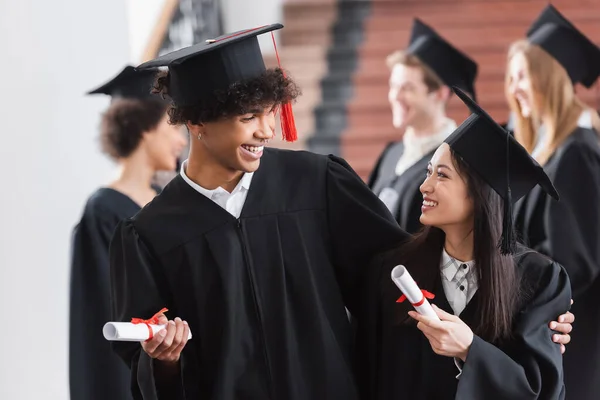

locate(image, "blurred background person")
(505, 5), (600, 399)
(368, 19), (477, 234)
(69, 65), (187, 400)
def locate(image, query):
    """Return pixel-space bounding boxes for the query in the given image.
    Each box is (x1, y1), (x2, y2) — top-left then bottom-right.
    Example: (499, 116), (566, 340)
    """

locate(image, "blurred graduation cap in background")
(527, 4), (600, 88)
(87, 65), (159, 100)
(407, 19), (478, 101)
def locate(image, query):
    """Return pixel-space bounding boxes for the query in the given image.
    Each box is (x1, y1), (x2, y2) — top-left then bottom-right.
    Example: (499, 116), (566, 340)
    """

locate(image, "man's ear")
(186, 122), (204, 137)
(437, 85), (452, 103)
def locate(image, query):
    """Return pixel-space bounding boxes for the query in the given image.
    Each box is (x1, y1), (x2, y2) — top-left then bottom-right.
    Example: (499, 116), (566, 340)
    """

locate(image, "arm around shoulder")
(325, 155), (409, 314)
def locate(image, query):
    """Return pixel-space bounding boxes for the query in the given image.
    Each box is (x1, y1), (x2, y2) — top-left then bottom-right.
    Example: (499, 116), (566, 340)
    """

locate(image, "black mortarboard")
(136, 23), (297, 141)
(87, 66), (158, 100)
(137, 24), (282, 106)
(407, 19), (478, 101)
(527, 4), (600, 88)
(446, 87), (559, 254)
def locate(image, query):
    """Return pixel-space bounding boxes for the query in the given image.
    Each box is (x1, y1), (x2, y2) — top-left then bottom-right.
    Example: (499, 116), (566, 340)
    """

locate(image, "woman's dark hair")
(100, 98), (168, 160)
(399, 147), (521, 343)
(152, 67), (301, 125)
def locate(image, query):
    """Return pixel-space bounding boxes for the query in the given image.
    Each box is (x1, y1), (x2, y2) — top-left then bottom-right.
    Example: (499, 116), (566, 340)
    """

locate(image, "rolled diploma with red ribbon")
(102, 322), (193, 342)
(391, 265), (440, 321)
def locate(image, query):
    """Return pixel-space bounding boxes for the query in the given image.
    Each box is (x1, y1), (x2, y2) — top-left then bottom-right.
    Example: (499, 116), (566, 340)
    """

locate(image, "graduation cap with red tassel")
(270, 31), (297, 142)
(137, 23), (298, 142)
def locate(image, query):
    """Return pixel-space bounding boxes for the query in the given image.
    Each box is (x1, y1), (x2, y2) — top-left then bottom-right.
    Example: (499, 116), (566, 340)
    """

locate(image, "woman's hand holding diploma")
(409, 304), (474, 362)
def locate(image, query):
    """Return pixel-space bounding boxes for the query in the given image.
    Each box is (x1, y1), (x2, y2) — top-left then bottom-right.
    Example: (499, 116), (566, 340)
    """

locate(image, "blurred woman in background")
(505, 5), (600, 399)
(69, 66), (187, 400)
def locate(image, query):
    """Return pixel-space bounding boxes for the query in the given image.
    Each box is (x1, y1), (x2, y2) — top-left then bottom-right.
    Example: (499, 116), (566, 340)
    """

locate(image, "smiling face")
(388, 63), (445, 129)
(190, 106), (276, 173)
(506, 51), (538, 119)
(419, 143), (474, 231)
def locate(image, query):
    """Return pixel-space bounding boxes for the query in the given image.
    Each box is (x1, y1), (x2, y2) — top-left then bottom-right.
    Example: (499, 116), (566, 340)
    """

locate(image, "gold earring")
(197, 133), (202, 140)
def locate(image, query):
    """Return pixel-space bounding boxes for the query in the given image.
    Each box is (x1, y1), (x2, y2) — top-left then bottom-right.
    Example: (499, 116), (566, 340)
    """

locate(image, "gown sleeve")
(109, 219), (185, 400)
(352, 250), (388, 400)
(325, 155), (410, 315)
(69, 205), (131, 400)
(456, 259), (571, 400)
(541, 142), (600, 299)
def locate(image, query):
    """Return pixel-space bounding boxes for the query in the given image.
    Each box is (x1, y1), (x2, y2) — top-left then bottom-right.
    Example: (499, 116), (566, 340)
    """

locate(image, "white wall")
(127, 0), (165, 63)
(126, 0), (285, 62)
(0, 1), (130, 399)
(220, 0), (284, 54)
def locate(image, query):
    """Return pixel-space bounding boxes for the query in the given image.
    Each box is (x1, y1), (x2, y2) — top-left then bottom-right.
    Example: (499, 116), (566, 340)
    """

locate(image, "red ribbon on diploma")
(131, 307), (168, 340)
(397, 290), (435, 306)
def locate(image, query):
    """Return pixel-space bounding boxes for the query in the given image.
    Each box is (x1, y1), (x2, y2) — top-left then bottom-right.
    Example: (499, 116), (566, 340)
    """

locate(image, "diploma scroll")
(391, 265), (440, 321)
(103, 322), (193, 342)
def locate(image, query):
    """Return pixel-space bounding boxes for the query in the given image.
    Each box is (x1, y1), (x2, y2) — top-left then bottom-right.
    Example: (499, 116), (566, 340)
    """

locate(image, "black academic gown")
(70, 188), (156, 400)
(368, 141), (431, 234)
(354, 245), (571, 400)
(514, 127), (600, 400)
(109, 148), (409, 400)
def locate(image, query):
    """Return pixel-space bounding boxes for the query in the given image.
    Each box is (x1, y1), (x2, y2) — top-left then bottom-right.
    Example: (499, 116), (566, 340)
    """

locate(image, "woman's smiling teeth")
(241, 144), (264, 153)
(423, 199), (438, 207)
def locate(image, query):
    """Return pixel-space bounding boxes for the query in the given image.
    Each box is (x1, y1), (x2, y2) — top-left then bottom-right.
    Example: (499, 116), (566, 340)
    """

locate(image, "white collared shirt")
(439, 248), (478, 379)
(395, 118), (458, 176)
(180, 160), (253, 218)
(440, 248), (478, 316)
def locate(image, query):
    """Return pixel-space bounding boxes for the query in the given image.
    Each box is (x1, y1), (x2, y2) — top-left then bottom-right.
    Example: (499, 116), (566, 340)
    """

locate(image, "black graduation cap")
(87, 66), (158, 100)
(527, 4), (600, 88)
(407, 19), (478, 101)
(445, 87), (559, 254)
(137, 24), (283, 106)
(136, 23), (297, 142)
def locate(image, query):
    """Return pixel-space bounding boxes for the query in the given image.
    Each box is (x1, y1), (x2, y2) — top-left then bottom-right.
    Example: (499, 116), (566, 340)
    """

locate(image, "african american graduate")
(109, 24), (574, 400)
(107, 24), (410, 400)
(354, 87), (571, 400)
(506, 5), (600, 398)
(69, 66), (187, 400)
(368, 19), (478, 234)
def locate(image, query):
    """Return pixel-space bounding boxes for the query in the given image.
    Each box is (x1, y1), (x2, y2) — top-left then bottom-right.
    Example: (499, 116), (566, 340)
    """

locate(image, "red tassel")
(280, 102), (297, 142)
(271, 32), (298, 142)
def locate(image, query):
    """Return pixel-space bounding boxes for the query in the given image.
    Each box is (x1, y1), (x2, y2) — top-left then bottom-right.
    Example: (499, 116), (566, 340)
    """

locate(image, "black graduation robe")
(368, 141), (431, 234)
(354, 245), (571, 400)
(513, 127), (600, 400)
(70, 187), (156, 400)
(109, 148), (410, 400)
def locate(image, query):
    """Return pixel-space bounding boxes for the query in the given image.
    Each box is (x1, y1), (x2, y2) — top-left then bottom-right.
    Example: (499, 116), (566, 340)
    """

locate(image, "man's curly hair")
(152, 68), (301, 125)
(99, 98), (168, 160)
